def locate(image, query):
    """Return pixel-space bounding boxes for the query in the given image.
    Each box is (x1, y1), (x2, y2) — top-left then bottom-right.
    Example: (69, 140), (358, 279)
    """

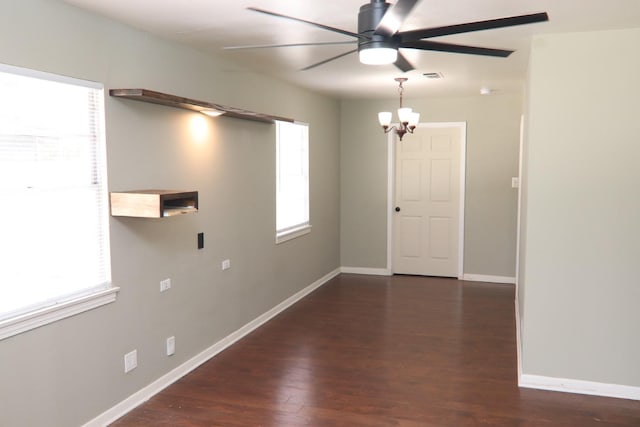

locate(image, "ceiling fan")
(225, 0), (548, 72)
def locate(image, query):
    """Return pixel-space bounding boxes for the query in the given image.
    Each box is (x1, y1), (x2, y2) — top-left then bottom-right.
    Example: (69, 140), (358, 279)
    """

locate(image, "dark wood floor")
(112, 274), (640, 426)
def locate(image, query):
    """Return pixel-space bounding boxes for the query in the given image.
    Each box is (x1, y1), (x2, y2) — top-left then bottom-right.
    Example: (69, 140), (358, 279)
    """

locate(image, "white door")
(392, 124), (463, 277)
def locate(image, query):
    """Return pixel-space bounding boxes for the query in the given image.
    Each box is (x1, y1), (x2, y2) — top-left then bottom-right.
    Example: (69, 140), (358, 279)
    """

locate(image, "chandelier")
(378, 77), (420, 141)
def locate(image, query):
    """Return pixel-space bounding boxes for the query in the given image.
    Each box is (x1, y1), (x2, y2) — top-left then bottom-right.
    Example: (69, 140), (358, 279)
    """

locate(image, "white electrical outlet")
(166, 336), (175, 356)
(511, 177), (520, 188)
(222, 259), (231, 270)
(124, 349), (137, 373)
(160, 278), (171, 292)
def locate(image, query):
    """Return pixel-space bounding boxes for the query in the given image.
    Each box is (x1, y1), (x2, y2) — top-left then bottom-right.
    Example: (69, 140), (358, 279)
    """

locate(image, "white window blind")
(276, 121), (310, 242)
(0, 64), (112, 325)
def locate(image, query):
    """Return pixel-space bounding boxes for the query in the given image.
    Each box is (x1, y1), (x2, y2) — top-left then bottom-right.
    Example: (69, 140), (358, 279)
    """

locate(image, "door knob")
(395, 207), (401, 212)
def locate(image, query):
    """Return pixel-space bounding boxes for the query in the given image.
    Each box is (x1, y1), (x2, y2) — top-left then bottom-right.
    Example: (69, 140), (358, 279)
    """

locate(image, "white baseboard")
(339, 269), (515, 283)
(462, 274), (515, 284)
(514, 299), (522, 380)
(520, 374), (640, 401)
(83, 268), (341, 427)
(340, 266), (392, 276)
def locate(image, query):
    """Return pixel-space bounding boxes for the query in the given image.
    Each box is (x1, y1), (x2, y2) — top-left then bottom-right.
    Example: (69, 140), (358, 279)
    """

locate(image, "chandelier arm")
(396, 127), (407, 141)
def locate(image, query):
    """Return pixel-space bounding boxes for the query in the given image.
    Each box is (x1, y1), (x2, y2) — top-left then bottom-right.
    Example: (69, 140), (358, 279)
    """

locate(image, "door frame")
(386, 121), (467, 278)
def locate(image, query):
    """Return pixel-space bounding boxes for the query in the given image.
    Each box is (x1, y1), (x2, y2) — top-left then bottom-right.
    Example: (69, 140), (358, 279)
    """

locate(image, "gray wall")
(520, 28), (640, 386)
(340, 93), (522, 277)
(0, 1), (340, 426)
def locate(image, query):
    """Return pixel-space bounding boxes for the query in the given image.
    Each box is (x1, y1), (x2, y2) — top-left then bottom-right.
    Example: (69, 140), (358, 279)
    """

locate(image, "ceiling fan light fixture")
(359, 47), (398, 65)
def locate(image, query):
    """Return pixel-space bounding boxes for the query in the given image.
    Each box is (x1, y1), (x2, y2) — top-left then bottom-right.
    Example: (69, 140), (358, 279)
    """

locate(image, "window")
(276, 121), (310, 243)
(0, 64), (116, 340)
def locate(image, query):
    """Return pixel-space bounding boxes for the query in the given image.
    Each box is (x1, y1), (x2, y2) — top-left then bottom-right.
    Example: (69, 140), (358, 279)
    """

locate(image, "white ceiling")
(63, 0), (640, 98)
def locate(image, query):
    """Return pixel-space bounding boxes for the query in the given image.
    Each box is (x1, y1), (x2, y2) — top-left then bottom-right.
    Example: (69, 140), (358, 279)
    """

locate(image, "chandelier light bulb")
(408, 112), (420, 127)
(397, 107), (413, 124)
(378, 111), (392, 127)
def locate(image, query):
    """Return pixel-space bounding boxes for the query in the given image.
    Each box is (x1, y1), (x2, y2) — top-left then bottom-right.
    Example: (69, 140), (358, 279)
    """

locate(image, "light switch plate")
(166, 336), (175, 356)
(124, 350), (137, 373)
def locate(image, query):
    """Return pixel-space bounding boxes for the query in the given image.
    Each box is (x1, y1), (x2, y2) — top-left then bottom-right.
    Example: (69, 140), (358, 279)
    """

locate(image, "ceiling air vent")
(423, 72), (444, 79)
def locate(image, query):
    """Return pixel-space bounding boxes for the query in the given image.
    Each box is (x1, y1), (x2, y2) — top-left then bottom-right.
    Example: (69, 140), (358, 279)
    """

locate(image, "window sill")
(276, 224), (311, 244)
(0, 286), (120, 340)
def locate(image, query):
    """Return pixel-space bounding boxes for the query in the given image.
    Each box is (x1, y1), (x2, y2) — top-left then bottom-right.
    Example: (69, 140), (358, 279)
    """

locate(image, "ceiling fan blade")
(224, 41), (357, 50)
(400, 12), (548, 41)
(248, 7), (368, 40)
(394, 52), (415, 72)
(401, 40), (513, 57)
(375, 0), (420, 37)
(300, 49), (358, 71)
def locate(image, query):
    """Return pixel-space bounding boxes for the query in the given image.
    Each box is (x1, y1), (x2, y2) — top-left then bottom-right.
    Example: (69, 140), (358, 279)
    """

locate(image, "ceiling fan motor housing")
(358, 0), (400, 53)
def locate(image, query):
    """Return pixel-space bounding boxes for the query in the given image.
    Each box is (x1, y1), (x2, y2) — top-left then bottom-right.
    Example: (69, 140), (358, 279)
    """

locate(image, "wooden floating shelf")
(109, 88), (293, 124)
(110, 190), (198, 218)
